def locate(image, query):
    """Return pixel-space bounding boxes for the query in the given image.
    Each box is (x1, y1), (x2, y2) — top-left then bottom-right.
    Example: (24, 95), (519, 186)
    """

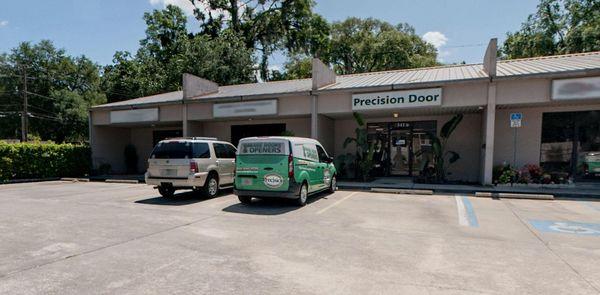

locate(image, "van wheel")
(238, 196), (252, 204)
(158, 186), (175, 198)
(203, 174), (219, 198)
(295, 183), (308, 206)
(329, 175), (337, 193)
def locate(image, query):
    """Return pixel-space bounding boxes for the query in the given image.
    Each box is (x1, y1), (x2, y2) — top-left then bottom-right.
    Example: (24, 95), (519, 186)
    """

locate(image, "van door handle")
(264, 167), (273, 171)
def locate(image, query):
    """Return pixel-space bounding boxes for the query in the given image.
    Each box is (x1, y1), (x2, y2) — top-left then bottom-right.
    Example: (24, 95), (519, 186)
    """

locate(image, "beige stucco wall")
(159, 104), (183, 122)
(187, 96), (311, 121)
(197, 117), (311, 143)
(317, 82), (488, 115)
(317, 115), (335, 154)
(130, 128), (154, 173)
(333, 113), (482, 182)
(493, 103), (600, 168)
(90, 126), (130, 173)
(496, 78), (551, 105)
(91, 110), (110, 125)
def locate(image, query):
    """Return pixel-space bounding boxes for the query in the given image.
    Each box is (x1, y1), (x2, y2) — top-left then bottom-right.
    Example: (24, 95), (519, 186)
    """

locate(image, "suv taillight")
(288, 154), (294, 178)
(190, 161), (199, 173)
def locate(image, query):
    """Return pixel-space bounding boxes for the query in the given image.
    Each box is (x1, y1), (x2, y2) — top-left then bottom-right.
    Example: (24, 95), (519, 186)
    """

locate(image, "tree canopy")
(0, 41), (105, 142)
(11, 1), (598, 142)
(502, 0), (600, 58)
(102, 5), (255, 102)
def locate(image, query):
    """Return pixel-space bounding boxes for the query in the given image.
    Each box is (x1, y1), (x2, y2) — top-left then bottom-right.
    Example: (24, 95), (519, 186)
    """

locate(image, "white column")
(483, 83), (496, 185)
(311, 95), (318, 138)
(182, 103), (189, 137)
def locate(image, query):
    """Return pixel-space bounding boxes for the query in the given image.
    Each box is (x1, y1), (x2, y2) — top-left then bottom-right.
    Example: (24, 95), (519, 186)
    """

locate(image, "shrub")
(0, 142), (90, 182)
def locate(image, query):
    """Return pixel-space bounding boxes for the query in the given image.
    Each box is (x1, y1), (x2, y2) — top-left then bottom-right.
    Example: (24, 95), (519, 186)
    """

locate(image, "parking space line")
(582, 201), (600, 212)
(316, 192), (359, 215)
(455, 195), (479, 227)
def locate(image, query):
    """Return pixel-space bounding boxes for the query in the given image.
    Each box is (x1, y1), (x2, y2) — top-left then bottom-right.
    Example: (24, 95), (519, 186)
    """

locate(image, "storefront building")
(90, 39), (600, 184)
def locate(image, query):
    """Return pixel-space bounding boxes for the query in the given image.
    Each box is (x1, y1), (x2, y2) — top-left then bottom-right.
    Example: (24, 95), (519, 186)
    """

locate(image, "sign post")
(510, 113), (522, 171)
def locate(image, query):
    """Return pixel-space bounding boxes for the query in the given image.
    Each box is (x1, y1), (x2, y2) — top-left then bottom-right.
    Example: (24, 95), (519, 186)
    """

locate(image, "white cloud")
(0, 20), (8, 28)
(149, 0), (198, 16)
(422, 31), (448, 48)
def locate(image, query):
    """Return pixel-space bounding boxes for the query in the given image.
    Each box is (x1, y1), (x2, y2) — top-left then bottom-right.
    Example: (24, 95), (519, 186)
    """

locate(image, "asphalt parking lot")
(1, 181), (600, 294)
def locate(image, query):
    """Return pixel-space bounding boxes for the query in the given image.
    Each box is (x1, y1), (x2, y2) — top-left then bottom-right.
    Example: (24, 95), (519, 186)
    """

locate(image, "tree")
(269, 54), (312, 81)
(502, 0), (600, 59)
(0, 41), (106, 142)
(188, 0), (328, 80)
(102, 5), (256, 102)
(326, 18), (438, 75)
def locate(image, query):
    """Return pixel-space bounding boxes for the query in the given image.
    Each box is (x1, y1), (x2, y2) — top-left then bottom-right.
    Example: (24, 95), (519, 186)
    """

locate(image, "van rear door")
(235, 139), (289, 192)
(147, 141), (192, 178)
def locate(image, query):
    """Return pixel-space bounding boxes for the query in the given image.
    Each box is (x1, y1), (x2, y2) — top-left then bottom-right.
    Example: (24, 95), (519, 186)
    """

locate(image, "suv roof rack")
(165, 137), (218, 141)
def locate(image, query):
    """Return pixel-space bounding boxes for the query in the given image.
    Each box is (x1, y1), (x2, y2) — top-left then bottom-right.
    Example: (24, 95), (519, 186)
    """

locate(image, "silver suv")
(145, 137), (237, 198)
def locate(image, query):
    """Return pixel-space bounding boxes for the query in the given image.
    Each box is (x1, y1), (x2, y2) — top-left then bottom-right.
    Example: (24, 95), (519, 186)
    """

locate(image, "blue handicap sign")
(510, 113), (523, 120)
(529, 220), (600, 236)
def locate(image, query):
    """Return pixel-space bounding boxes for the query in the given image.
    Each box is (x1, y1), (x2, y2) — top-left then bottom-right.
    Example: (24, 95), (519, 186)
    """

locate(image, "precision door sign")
(352, 88), (442, 111)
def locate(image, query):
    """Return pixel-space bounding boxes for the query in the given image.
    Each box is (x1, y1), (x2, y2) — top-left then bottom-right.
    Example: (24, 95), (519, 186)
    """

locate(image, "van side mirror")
(325, 156), (334, 163)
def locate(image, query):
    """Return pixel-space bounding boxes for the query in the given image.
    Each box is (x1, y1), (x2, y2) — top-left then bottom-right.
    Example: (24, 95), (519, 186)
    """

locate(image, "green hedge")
(0, 142), (90, 181)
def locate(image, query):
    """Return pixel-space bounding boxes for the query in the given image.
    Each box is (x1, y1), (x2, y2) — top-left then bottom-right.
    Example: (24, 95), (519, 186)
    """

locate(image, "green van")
(233, 137), (337, 206)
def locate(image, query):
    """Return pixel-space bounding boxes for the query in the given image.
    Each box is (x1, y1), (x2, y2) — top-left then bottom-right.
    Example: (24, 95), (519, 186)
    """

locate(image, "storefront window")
(540, 111), (600, 181)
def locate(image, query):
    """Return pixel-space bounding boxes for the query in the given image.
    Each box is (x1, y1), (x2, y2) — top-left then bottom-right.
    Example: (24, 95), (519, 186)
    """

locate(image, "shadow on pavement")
(135, 189), (232, 206)
(222, 191), (330, 215)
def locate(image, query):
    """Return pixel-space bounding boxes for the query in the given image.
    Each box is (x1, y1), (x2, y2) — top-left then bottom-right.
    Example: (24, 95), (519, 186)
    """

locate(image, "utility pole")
(21, 68), (28, 142)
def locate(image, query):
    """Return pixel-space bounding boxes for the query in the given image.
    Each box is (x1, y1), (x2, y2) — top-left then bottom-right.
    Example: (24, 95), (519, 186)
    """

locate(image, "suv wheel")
(158, 186), (175, 198)
(295, 182), (308, 206)
(329, 175), (337, 193)
(203, 174), (219, 198)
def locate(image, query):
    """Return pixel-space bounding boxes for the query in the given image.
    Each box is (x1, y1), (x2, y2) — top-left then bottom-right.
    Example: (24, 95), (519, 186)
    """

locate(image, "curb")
(475, 191), (554, 200)
(1, 178), (61, 185)
(60, 178), (90, 182)
(370, 188), (434, 195)
(105, 179), (139, 184)
(498, 193), (554, 200)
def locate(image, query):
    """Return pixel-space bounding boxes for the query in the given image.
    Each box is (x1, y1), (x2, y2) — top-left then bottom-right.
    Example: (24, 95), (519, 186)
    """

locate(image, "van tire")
(329, 175), (337, 193)
(158, 186), (175, 198)
(295, 182), (308, 206)
(238, 196), (252, 204)
(203, 173), (219, 198)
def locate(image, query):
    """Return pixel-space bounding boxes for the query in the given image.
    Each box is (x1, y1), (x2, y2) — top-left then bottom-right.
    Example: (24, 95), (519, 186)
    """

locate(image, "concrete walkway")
(338, 179), (600, 198)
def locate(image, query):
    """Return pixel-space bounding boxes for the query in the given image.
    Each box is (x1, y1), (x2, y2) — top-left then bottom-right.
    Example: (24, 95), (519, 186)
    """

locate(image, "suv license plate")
(163, 169), (177, 176)
(242, 178), (253, 185)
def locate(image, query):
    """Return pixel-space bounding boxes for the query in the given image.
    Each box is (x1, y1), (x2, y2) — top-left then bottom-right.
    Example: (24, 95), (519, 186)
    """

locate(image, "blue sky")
(0, 0), (539, 68)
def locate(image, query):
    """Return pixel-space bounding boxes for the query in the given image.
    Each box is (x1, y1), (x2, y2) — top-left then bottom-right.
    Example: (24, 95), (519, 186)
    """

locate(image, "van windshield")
(238, 141), (286, 155)
(151, 142), (192, 159)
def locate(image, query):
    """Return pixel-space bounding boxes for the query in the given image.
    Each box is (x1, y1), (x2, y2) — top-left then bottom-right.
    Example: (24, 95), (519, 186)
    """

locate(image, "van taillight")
(288, 154), (294, 178)
(190, 162), (199, 173)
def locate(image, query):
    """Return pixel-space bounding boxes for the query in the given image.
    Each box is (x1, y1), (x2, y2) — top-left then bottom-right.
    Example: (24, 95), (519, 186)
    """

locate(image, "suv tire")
(158, 186), (175, 198)
(295, 182), (308, 207)
(203, 174), (219, 198)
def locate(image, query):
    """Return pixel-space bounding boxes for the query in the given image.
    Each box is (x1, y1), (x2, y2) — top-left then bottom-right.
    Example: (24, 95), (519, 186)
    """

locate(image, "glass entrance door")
(368, 120), (436, 177)
(389, 128), (412, 176)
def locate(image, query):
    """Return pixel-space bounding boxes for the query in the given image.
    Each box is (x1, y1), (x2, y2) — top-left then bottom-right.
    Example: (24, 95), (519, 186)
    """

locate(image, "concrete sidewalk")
(338, 179), (600, 198)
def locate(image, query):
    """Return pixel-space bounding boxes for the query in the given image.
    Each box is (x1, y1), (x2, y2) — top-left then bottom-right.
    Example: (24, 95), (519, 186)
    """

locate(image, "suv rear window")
(238, 141), (286, 155)
(151, 142), (210, 159)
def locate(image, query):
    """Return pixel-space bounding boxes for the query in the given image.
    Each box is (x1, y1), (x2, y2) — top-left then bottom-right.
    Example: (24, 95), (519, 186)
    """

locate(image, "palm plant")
(417, 114), (464, 182)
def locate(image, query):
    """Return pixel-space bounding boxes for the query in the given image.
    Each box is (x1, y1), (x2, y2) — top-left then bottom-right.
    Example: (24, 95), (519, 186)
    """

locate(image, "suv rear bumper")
(145, 172), (208, 188)
(234, 180), (301, 199)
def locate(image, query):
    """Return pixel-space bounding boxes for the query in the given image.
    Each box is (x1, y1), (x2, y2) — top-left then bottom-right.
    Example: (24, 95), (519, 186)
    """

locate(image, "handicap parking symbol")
(529, 220), (600, 236)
